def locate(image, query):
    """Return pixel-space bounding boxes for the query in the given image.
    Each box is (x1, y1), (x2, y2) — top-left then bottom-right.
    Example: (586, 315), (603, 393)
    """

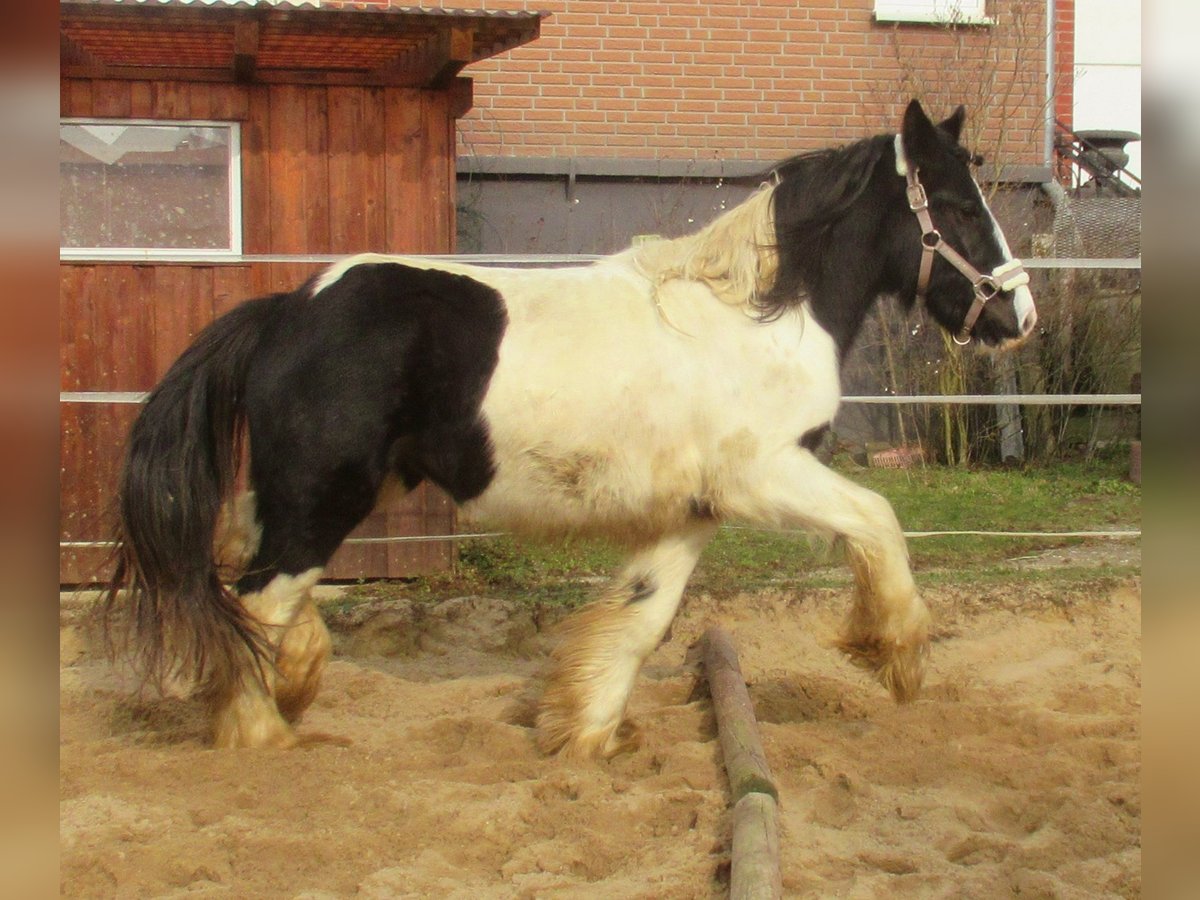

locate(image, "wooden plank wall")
(60, 78), (461, 583)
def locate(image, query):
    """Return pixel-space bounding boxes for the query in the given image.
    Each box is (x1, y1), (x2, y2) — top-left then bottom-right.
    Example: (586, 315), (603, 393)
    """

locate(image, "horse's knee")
(275, 602), (332, 723)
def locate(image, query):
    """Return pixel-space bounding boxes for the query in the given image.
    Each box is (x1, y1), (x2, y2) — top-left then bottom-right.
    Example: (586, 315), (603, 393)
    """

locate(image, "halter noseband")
(898, 146), (1030, 345)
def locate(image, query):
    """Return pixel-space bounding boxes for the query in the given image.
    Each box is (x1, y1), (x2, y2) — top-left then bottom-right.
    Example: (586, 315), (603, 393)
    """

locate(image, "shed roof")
(61, 0), (546, 88)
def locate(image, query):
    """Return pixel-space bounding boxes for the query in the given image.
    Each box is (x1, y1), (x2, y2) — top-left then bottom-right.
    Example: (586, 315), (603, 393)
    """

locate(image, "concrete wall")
(1073, 0), (1141, 177)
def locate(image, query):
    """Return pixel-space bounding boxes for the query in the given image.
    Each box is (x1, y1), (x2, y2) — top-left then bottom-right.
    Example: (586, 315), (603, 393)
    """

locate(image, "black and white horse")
(101, 100), (1036, 757)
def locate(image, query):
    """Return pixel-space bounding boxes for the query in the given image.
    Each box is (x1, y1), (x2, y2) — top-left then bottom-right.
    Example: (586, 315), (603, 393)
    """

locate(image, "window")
(60, 120), (241, 257)
(874, 1), (992, 25)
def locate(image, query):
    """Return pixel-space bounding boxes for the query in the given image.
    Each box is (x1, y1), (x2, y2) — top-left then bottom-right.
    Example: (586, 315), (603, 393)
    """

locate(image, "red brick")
(456, 0), (1045, 164)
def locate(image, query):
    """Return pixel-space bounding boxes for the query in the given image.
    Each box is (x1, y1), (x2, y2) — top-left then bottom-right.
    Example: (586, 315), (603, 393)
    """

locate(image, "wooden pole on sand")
(701, 626), (782, 900)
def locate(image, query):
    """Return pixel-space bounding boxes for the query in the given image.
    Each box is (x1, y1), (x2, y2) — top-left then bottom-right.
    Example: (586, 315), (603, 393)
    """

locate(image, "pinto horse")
(101, 100), (1036, 757)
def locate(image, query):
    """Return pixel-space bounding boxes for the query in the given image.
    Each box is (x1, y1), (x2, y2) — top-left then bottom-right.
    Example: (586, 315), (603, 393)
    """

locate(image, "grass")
(339, 454), (1140, 609)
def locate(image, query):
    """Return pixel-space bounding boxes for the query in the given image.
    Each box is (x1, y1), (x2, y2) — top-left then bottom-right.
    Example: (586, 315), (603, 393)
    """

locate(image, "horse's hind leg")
(733, 450), (930, 702)
(213, 567), (325, 749)
(215, 494), (330, 723)
(537, 521), (716, 759)
(211, 469), (387, 748)
(274, 598), (332, 724)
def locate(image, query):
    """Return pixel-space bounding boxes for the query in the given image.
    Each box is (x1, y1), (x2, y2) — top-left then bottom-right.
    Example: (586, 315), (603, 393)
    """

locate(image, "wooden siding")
(60, 78), (461, 583)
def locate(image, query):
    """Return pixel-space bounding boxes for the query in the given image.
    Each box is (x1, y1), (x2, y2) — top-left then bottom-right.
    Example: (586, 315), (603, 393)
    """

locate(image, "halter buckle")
(973, 275), (999, 301)
(906, 181), (928, 211)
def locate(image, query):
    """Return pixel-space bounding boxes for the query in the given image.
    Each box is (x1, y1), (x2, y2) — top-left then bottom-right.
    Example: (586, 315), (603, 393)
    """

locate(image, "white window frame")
(60, 118), (243, 260)
(874, 1), (994, 25)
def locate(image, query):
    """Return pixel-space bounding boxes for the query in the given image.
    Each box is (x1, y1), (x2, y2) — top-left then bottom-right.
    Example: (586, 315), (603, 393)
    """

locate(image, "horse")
(100, 100), (1036, 758)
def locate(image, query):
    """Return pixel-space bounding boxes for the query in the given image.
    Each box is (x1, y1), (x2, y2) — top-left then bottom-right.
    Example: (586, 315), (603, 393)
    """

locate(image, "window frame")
(873, 0), (994, 26)
(59, 117), (243, 260)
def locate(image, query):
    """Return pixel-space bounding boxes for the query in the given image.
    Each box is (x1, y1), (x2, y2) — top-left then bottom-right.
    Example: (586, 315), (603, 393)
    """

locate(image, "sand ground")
(60, 573), (1140, 898)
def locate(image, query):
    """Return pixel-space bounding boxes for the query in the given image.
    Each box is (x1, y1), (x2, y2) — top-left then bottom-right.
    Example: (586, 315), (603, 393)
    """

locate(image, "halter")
(896, 139), (1030, 345)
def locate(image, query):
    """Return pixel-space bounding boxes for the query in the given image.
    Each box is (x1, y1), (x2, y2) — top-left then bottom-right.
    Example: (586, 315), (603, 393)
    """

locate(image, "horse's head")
(891, 100), (1038, 350)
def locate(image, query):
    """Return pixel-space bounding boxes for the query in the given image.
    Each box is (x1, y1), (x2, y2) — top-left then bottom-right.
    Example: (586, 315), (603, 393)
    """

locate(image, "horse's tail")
(100, 294), (283, 696)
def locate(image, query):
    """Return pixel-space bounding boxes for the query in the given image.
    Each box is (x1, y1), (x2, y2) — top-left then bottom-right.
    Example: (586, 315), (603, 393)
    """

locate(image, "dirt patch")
(61, 578), (1140, 898)
(1003, 539), (1141, 571)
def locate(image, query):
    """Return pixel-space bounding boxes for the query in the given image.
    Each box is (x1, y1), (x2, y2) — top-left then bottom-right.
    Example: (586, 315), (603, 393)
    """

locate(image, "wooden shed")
(59, 0), (544, 583)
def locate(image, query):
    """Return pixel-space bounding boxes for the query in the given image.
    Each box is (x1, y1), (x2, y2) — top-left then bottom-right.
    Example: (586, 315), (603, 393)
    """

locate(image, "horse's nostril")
(1021, 308), (1038, 334)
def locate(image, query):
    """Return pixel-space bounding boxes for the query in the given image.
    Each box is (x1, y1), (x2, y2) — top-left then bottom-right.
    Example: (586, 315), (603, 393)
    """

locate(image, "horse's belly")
(463, 428), (705, 542)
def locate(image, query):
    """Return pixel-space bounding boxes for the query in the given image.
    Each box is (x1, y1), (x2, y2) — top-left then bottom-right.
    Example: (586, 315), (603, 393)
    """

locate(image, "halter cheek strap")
(897, 138), (1030, 344)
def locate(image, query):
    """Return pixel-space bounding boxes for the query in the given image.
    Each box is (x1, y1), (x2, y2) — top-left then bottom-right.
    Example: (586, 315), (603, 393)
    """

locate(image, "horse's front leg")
(537, 521), (717, 759)
(732, 449), (931, 702)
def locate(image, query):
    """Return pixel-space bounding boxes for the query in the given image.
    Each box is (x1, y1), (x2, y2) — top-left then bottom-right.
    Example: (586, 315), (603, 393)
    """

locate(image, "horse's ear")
(901, 99), (940, 167)
(939, 105), (967, 144)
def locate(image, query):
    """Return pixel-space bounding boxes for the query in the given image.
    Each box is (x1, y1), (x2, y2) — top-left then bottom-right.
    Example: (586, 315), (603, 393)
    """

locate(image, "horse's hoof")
(607, 719), (643, 757)
(538, 718), (642, 760)
(836, 634), (929, 703)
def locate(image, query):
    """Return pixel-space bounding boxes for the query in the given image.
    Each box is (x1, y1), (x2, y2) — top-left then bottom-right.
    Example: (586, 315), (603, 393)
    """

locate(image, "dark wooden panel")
(421, 91), (453, 251)
(59, 266), (95, 392)
(61, 73), (467, 581)
(303, 86), (331, 253)
(150, 80), (190, 118)
(241, 85), (271, 254)
(394, 483), (455, 574)
(209, 82), (250, 121)
(327, 86), (389, 254)
(265, 261), (323, 294)
(91, 79), (132, 118)
(327, 484), (453, 579)
(60, 267), (107, 583)
(61, 79), (93, 117)
(383, 87), (426, 252)
(91, 266), (154, 391)
(60, 403), (141, 584)
(151, 266), (214, 380)
(361, 86), (389, 252)
(129, 80), (153, 117)
(212, 265), (255, 318)
(267, 83), (309, 254)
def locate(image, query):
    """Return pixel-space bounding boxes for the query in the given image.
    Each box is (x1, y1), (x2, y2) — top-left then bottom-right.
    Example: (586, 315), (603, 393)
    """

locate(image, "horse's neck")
(775, 182), (894, 359)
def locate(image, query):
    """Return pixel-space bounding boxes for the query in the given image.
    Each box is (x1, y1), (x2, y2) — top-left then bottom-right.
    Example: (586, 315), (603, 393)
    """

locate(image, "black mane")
(757, 135), (895, 328)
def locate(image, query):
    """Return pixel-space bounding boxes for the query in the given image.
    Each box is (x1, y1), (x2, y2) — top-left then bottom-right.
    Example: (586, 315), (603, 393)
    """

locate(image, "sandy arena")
(61, 576), (1140, 898)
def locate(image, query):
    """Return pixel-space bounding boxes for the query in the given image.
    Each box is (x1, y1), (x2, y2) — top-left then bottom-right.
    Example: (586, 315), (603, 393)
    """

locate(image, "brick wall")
(329, 1), (1052, 169)
(1054, 0), (1074, 127)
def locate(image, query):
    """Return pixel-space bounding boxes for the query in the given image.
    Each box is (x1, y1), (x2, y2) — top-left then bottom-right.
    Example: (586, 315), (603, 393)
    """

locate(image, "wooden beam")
(233, 20), (259, 84)
(731, 793), (783, 900)
(431, 27), (474, 88)
(448, 77), (473, 120)
(702, 626), (779, 803)
(58, 63), (437, 89)
(60, 32), (98, 68)
(373, 26), (474, 89)
(702, 626), (784, 900)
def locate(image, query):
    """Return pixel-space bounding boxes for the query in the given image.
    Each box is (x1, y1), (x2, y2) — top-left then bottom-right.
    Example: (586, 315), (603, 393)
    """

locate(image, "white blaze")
(972, 178), (1037, 335)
